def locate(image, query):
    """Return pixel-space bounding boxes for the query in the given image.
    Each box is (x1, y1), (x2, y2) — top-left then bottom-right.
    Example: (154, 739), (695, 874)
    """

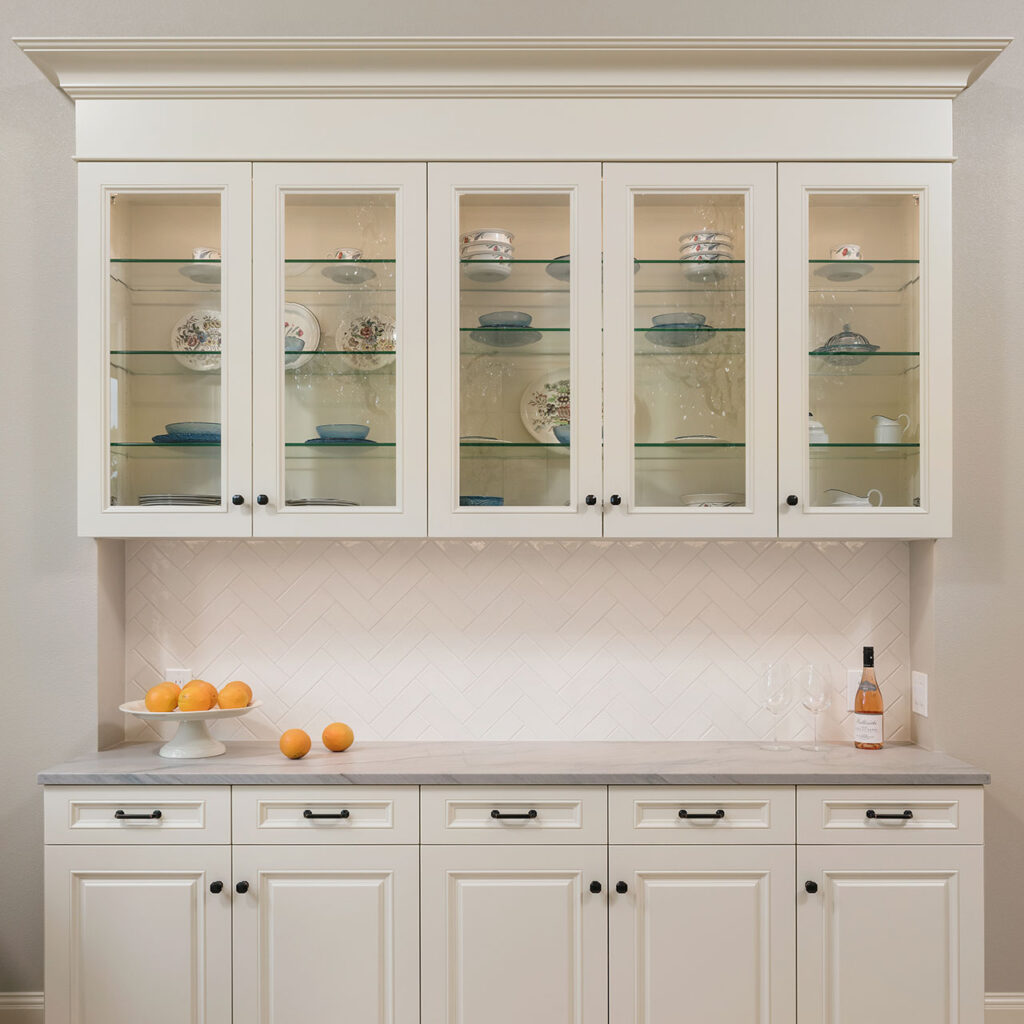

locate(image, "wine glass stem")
(773, 716), (778, 747)
(813, 713), (818, 749)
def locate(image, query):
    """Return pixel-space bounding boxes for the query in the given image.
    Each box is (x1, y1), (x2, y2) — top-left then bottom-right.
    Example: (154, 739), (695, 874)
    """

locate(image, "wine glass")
(760, 662), (793, 751)
(798, 663), (833, 752)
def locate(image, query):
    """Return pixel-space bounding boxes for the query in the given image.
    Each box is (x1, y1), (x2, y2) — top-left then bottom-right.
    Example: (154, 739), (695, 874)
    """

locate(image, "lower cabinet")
(232, 845), (420, 1024)
(609, 845), (796, 1024)
(44, 844), (231, 1024)
(420, 845), (608, 1024)
(798, 844), (985, 1024)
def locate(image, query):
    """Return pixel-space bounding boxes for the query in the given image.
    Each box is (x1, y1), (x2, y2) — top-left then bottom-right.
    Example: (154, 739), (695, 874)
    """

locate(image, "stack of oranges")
(144, 678), (252, 712)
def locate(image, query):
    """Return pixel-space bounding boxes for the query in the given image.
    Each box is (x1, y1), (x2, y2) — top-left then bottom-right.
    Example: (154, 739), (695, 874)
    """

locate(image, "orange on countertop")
(144, 682), (181, 713)
(280, 729), (312, 759)
(218, 680), (252, 709)
(322, 722), (354, 752)
(178, 686), (216, 712)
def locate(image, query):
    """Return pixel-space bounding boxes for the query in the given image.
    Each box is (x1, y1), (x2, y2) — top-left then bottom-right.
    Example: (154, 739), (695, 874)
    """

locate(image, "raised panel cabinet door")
(609, 845), (795, 1024)
(797, 845), (984, 1024)
(602, 163), (779, 538)
(44, 844), (231, 1024)
(78, 161), (253, 538)
(420, 845), (608, 1024)
(231, 845), (419, 1024)
(251, 163), (427, 537)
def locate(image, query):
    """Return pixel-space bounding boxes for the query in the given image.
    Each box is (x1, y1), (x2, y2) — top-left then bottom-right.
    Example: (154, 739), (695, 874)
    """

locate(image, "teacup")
(826, 488), (883, 507)
(193, 246), (221, 260)
(872, 413), (911, 444)
(327, 247), (362, 261)
(829, 243), (861, 260)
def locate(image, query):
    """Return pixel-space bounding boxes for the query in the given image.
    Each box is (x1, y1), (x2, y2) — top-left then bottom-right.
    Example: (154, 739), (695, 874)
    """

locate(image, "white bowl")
(679, 232), (733, 244)
(679, 242), (734, 254)
(680, 492), (744, 507)
(463, 261), (512, 282)
(462, 229), (514, 244)
(680, 253), (731, 263)
(461, 241), (513, 255)
(119, 698), (263, 759)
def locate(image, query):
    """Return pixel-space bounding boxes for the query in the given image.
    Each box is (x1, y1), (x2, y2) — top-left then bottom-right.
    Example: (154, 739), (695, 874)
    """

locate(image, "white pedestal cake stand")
(119, 699), (263, 758)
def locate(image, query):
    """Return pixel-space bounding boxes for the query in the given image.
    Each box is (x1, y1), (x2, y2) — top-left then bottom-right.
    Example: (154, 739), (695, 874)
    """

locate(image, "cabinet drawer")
(231, 786), (418, 844)
(421, 786), (607, 844)
(797, 786), (984, 845)
(610, 786), (795, 844)
(44, 786), (230, 844)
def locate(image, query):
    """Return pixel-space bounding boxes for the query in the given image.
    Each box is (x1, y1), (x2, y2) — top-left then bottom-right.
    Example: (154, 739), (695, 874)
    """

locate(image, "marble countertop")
(38, 741), (989, 786)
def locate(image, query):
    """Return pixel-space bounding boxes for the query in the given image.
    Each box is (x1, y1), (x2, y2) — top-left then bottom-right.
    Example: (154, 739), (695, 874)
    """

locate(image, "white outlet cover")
(846, 669), (861, 711)
(912, 671), (929, 716)
(166, 667), (194, 685)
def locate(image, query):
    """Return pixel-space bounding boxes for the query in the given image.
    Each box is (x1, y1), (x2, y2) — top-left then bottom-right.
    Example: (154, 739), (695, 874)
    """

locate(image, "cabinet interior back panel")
(124, 539), (909, 743)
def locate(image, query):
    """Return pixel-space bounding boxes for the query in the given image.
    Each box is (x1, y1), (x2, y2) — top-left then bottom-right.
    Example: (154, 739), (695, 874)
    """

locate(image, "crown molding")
(14, 35), (1011, 101)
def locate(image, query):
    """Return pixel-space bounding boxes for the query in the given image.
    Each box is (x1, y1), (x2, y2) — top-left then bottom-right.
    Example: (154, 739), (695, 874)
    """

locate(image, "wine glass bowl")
(760, 663), (793, 751)
(798, 663), (833, 752)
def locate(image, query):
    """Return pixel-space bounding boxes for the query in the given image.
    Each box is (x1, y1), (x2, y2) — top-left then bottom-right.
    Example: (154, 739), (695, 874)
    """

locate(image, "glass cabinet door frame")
(78, 161), (253, 538)
(602, 162), (779, 538)
(427, 162), (604, 537)
(251, 163), (427, 537)
(778, 163), (952, 539)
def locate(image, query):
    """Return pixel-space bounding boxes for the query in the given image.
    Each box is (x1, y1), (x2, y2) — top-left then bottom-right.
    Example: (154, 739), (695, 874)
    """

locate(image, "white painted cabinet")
(232, 845), (419, 1024)
(44, 844), (231, 1024)
(797, 844), (984, 1024)
(609, 845), (796, 1024)
(420, 845), (608, 1024)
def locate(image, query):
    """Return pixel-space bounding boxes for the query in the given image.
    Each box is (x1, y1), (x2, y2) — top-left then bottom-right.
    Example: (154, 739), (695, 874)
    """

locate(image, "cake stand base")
(159, 719), (227, 759)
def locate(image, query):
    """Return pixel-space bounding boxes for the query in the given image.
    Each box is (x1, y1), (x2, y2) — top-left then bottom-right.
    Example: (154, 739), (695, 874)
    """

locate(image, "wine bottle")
(853, 646), (884, 750)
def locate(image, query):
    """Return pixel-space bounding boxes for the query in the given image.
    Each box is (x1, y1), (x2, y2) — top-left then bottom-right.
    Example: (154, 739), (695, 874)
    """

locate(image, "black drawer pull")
(866, 809), (913, 820)
(209, 881), (224, 894)
(491, 809), (538, 820)
(589, 881), (602, 894)
(805, 880), (818, 894)
(615, 881), (628, 894)
(303, 809), (350, 820)
(114, 809), (162, 820)
(235, 881), (249, 894)
(678, 808), (726, 820)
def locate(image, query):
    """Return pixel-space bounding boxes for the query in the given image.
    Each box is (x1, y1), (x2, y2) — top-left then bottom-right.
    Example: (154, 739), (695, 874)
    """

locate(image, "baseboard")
(989, 993), (1024, 1022)
(0, 992), (43, 1024)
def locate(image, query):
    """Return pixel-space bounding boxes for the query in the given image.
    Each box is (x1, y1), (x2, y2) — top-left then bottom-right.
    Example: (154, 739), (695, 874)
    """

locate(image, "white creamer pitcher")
(826, 488), (883, 508)
(872, 413), (911, 445)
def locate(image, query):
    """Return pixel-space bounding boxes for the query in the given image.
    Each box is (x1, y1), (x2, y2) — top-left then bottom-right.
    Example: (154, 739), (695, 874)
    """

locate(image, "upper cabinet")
(49, 37), (1005, 541)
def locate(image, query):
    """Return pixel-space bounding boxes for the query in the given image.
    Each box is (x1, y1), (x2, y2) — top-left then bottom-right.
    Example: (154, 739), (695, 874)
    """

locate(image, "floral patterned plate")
(283, 302), (321, 371)
(171, 309), (222, 372)
(335, 313), (397, 370)
(519, 368), (570, 447)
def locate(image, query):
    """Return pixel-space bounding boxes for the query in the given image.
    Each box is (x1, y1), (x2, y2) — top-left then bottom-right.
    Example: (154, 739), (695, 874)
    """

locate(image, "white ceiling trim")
(15, 36), (1012, 101)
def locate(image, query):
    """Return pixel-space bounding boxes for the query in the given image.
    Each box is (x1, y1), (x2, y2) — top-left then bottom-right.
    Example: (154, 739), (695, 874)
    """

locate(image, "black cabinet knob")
(231, 494), (244, 506)
(209, 880), (224, 894)
(786, 495), (799, 506)
(589, 881), (602, 893)
(615, 881), (628, 894)
(235, 881), (249, 894)
(609, 494), (622, 506)
(585, 494), (597, 506)
(805, 880), (818, 894)
(256, 494), (269, 506)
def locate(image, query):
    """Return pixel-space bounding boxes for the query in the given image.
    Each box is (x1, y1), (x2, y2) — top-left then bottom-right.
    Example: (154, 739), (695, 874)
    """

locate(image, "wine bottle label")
(854, 714), (883, 744)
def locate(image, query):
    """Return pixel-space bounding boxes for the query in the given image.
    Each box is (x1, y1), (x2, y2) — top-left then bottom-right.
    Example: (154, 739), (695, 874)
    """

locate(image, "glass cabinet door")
(428, 164), (602, 537)
(602, 164), (778, 537)
(252, 164), (426, 536)
(779, 164), (951, 538)
(79, 163), (253, 537)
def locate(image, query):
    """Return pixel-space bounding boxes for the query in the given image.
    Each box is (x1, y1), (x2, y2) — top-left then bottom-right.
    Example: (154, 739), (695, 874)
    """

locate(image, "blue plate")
(469, 329), (543, 348)
(304, 438), (378, 446)
(316, 424), (370, 440)
(479, 311), (532, 327)
(645, 325), (717, 348)
(166, 421), (221, 435)
(152, 433), (220, 444)
(460, 495), (504, 506)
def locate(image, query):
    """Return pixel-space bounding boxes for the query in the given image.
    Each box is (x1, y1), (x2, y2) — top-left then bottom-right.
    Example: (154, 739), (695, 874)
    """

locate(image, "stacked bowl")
(461, 228), (514, 282)
(679, 229), (734, 282)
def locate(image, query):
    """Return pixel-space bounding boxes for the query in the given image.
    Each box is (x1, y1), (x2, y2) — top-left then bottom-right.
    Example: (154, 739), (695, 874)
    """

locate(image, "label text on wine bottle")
(854, 714), (883, 744)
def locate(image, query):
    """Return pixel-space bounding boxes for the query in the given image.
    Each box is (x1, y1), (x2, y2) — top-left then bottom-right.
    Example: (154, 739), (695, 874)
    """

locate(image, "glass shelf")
(808, 260), (920, 294)
(459, 328), (570, 357)
(110, 441), (219, 459)
(110, 259), (222, 293)
(810, 443), (920, 460)
(635, 442), (745, 461)
(634, 328), (745, 356)
(108, 350), (396, 376)
(459, 442), (568, 461)
(633, 259), (746, 294)
(284, 442), (396, 459)
(809, 351), (920, 376)
(283, 259), (396, 293)
(460, 259), (570, 295)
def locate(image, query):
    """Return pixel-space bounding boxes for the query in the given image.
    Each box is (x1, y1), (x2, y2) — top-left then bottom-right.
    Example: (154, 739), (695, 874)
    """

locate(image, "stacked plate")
(645, 312), (715, 348)
(470, 310), (541, 347)
(285, 498), (359, 507)
(679, 229), (735, 282)
(138, 494), (220, 506)
(461, 228), (514, 282)
(152, 421), (221, 444)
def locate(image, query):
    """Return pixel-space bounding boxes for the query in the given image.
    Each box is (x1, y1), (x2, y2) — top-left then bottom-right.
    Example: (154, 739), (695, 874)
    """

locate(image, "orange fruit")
(178, 686), (216, 712)
(144, 682), (180, 713)
(280, 729), (311, 760)
(182, 678), (219, 706)
(218, 681), (252, 709)
(322, 722), (354, 752)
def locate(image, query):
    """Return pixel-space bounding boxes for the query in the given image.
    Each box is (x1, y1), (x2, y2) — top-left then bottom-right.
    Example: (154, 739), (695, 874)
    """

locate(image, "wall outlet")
(912, 671), (929, 716)
(166, 667), (194, 685)
(847, 669), (861, 711)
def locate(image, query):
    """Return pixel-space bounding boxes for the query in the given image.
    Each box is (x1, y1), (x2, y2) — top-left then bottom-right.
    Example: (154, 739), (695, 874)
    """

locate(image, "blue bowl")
(479, 310), (532, 327)
(460, 495), (504, 506)
(316, 424), (370, 440)
(166, 421), (220, 435)
(553, 425), (571, 445)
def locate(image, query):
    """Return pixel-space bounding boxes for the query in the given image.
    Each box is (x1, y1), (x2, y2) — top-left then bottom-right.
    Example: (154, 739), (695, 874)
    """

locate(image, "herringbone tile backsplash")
(125, 539), (910, 743)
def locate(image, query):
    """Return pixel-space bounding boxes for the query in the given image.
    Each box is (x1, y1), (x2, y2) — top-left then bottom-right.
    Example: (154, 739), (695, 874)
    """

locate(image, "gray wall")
(2, 0), (1021, 993)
